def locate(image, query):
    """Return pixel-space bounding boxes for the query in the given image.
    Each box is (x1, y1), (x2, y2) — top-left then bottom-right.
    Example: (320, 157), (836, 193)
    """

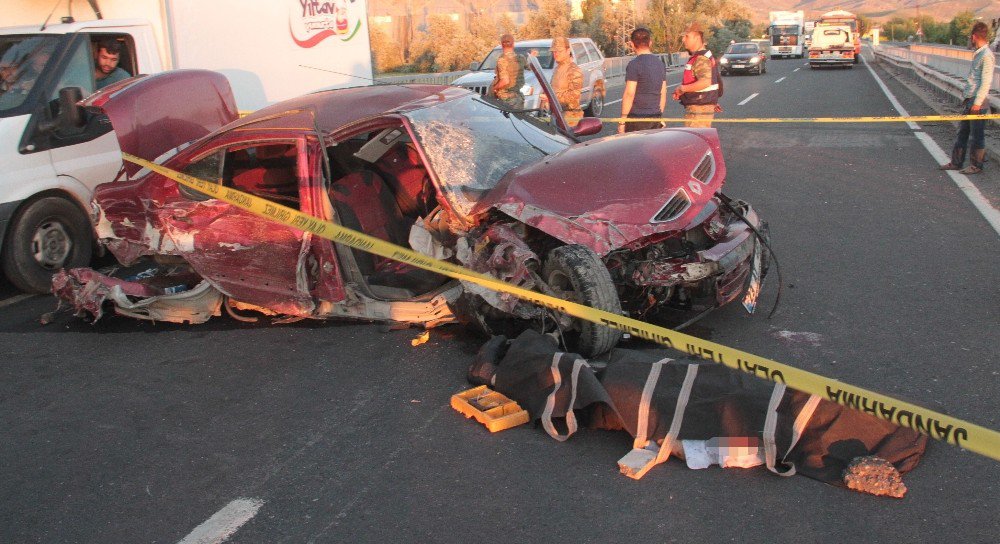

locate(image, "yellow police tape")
(122, 152), (1000, 462)
(604, 113), (1000, 124)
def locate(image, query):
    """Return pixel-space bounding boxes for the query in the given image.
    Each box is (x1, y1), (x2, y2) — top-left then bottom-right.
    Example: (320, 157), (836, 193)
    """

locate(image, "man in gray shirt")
(618, 27), (666, 133)
(940, 21), (995, 174)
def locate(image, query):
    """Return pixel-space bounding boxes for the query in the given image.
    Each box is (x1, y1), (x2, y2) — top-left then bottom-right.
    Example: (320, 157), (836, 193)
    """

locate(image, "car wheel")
(585, 89), (604, 117)
(2, 196), (93, 293)
(541, 244), (622, 356)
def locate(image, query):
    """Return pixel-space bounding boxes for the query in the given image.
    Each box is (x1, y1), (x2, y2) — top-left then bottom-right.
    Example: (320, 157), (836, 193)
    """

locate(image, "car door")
(30, 34), (122, 193)
(158, 133), (329, 315)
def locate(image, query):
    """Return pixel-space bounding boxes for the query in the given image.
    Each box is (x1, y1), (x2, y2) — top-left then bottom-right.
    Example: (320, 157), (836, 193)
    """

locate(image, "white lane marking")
(862, 54), (1000, 236)
(0, 294), (35, 308)
(738, 93), (759, 106)
(774, 77), (786, 83)
(178, 498), (263, 544)
(793, 68), (800, 72)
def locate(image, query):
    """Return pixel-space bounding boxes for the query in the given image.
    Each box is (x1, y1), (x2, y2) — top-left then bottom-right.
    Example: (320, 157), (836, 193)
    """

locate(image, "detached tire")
(2, 197), (93, 293)
(541, 245), (622, 357)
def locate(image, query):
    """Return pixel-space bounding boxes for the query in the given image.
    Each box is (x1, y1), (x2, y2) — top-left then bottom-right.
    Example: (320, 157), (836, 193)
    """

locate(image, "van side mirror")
(469, 61), (480, 71)
(39, 86), (85, 133)
(58, 86), (85, 129)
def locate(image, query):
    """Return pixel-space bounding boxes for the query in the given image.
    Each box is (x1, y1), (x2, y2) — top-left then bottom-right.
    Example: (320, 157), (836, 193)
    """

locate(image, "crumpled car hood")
(471, 128), (726, 255)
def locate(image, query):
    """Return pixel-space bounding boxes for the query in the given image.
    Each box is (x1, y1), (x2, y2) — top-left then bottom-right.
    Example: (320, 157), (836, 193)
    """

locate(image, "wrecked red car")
(53, 64), (767, 357)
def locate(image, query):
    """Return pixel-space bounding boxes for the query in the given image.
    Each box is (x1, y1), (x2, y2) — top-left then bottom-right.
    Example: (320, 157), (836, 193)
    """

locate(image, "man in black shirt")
(618, 28), (666, 133)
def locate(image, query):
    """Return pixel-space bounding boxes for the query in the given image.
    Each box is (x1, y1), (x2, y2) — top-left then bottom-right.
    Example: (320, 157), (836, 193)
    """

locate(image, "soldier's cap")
(684, 21), (704, 35)
(501, 34), (515, 45)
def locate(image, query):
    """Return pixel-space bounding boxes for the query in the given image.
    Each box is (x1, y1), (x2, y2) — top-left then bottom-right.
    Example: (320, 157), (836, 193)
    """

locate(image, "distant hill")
(738, 0), (1000, 24)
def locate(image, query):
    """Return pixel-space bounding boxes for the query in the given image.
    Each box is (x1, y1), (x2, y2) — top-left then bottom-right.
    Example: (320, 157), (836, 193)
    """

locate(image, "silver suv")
(451, 37), (606, 116)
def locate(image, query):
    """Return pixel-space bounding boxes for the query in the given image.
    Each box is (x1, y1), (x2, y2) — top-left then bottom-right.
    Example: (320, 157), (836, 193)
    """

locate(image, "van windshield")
(479, 47), (553, 70)
(0, 36), (60, 112)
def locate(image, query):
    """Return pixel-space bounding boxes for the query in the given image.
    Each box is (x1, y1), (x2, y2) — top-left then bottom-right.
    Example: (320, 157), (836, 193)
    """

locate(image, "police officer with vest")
(491, 33), (527, 109)
(672, 22), (722, 128)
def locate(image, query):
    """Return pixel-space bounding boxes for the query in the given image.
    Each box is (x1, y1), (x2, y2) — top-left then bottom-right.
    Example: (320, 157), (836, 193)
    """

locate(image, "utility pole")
(612, 0), (636, 56)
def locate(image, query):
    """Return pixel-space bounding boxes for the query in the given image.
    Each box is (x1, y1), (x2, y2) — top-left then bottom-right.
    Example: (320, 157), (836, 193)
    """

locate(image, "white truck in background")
(768, 10), (805, 59)
(0, 0), (373, 292)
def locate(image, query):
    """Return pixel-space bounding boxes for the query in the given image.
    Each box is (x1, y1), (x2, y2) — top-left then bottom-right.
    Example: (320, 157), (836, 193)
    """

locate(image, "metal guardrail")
(878, 44), (1000, 93)
(376, 70), (471, 85)
(375, 52), (689, 86)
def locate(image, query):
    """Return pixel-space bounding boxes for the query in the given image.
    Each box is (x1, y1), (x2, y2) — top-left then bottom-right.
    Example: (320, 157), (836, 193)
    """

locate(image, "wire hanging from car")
(714, 192), (783, 319)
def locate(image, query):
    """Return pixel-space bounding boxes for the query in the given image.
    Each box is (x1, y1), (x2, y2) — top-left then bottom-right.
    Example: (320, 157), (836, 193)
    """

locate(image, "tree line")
(369, 1), (990, 75)
(370, 0), (755, 74)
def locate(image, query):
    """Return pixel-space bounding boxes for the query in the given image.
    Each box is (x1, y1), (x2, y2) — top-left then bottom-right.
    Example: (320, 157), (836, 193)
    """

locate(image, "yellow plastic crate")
(451, 385), (530, 433)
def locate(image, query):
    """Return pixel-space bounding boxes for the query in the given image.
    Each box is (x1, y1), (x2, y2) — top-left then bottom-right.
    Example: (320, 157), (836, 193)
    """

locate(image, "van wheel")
(585, 88), (604, 117)
(541, 245), (622, 356)
(2, 197), (93, 293)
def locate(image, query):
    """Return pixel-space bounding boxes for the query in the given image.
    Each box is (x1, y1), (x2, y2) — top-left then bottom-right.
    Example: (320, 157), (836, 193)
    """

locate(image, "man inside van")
(93, 38), (130, 90)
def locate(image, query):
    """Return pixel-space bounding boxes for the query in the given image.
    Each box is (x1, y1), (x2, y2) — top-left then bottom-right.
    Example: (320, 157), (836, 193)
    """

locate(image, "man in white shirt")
(940, 21), (995, 174)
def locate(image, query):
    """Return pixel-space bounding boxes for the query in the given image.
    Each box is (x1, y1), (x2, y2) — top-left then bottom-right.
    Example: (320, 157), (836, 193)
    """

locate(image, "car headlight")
(719, 57), (729, 64)
(521, 84), (534, 96)
(749, 56), (760, 63)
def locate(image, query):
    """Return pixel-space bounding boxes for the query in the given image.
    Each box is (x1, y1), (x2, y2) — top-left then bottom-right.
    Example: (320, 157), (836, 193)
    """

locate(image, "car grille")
(652, 188), (691, 222)
(462, 85), (489, 96)
(692, 153), (714, 183)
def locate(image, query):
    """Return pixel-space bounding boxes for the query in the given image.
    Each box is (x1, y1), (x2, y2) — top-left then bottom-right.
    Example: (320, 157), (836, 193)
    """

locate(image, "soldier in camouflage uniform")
(672, 22), (722, 128)
(491, 34), (526, 109)
(549, 37), (584, 126)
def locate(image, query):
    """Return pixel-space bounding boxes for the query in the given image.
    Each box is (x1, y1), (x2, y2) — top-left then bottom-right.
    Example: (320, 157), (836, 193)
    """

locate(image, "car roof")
(234, 83), (471, 134)
(0, 19), (152, 36)
(489, 37), (593, 50)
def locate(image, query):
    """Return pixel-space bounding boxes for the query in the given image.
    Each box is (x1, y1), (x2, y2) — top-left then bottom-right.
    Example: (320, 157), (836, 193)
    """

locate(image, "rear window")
(584, 41), (602, 61)
(571, 43), (588, 63)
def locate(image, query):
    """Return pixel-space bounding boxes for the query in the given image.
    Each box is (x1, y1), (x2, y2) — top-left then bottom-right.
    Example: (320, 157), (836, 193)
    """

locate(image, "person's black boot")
(941, 146), (966, 170)
(960, 148), (986, 174)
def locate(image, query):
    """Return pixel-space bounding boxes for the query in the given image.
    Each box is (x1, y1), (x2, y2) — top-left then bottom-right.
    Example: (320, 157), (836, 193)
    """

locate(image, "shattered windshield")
(0, 36), (59, 113)
(406, 94), (571, 216)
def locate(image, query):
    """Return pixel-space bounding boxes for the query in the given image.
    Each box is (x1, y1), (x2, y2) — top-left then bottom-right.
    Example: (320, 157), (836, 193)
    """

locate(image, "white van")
(0, 1), (373, 293)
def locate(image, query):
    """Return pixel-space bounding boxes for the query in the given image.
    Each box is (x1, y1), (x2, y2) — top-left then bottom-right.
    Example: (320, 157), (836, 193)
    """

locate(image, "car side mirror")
(469, 61), (480, 71)
(573, 117), (603, 136)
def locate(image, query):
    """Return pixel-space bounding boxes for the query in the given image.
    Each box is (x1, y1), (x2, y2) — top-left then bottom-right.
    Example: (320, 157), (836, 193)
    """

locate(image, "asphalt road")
(1, 54), (999, 543)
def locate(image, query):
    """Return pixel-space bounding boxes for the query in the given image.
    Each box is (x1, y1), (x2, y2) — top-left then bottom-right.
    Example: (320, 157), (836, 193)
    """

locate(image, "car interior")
(326, 126), (450, 300)
(226, 144), (300, 205)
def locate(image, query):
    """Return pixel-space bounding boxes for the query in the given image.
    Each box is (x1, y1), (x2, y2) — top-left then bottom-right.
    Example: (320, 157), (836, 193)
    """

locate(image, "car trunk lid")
(81, 69), (239, 176)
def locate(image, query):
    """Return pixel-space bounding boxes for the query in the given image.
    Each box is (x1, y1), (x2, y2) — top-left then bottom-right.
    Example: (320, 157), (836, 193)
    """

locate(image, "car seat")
(373, 143), (434, 217)
(329, 170), (446, 297)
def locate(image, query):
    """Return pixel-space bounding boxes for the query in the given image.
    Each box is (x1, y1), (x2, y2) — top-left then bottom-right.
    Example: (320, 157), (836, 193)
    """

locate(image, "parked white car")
(451, 38), (606, 116)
